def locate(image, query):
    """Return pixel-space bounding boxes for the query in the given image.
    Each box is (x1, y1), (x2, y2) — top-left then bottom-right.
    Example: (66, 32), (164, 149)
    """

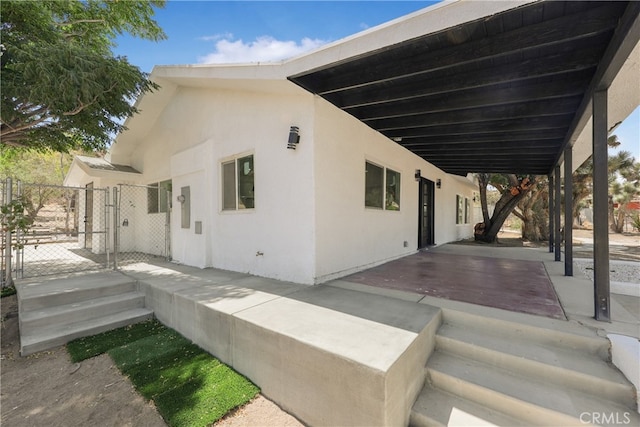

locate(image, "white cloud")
(199, 32), (234, 42)
(197, 35), (327, 64)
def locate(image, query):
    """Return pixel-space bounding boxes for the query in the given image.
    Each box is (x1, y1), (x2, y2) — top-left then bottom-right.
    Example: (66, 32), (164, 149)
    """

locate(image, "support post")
(554, 165), (562, 262)
(564, 148), (573, 276)
(548, 173), (555, 253)
(593, 90), (610, 321)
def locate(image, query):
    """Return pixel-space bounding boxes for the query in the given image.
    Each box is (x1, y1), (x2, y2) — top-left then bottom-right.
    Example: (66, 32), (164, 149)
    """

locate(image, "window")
(456, 195), (464, 224)
(465, 197), (471, 224)
(365, 162), (383, 208)
(365, 161), (401, 210)
(147, 180), (172, 214)
(222, 154), (254, 210)
(386, 169), (401, 210)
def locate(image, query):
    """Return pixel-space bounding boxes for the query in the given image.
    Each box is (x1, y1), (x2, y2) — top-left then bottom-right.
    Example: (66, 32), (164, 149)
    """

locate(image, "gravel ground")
(574, 259), (640, 284)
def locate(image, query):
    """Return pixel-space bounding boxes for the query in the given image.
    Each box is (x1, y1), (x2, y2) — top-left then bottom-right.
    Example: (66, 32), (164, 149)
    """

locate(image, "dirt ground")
(0, 295), (303, 427)
(2, 229), (637, 426)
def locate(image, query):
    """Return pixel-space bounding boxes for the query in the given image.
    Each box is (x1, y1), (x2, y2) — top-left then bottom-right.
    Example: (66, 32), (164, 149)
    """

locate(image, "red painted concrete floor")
(343, 251), (566, 320)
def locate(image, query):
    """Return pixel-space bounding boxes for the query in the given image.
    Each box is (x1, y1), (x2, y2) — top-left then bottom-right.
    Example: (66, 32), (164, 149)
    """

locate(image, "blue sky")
(113, 0), (639, 162)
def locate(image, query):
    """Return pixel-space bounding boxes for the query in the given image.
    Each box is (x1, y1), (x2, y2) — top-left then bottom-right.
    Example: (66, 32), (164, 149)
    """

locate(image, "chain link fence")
(1, 179), (171, 285)
(11, 182), (109, 280)
(114, 184), (170, 267)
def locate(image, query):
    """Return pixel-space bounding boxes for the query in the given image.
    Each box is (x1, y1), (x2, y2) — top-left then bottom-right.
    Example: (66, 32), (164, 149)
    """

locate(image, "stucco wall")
(128, 84), (317, 283)
(114, 80), (475, 284)
(313, 98), (475, 283)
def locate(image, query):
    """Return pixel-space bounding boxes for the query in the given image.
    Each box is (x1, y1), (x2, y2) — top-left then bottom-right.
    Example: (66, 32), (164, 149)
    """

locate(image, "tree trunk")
(475, 175), (536, 243)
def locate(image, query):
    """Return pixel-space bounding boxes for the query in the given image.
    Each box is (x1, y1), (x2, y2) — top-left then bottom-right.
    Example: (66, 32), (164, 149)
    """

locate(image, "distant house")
(64, 65), (477, 284)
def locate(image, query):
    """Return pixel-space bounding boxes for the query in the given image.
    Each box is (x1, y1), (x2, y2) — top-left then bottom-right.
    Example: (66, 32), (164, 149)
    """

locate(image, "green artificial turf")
(66, 319), (166, 362)
(66, 319), (259, 427)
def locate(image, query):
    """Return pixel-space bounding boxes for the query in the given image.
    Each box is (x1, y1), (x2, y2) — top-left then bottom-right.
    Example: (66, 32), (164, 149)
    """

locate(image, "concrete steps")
(410, 310), (639, 427)
(18, 271), (153, 355)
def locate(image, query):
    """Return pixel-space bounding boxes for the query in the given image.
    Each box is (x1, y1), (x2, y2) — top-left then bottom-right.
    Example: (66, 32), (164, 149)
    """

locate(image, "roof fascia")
(284, 0), (538, 78)
(553, 1), (640, 174)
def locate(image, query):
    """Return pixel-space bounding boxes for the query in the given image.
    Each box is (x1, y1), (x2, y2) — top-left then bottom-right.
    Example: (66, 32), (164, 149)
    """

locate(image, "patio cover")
(288, 0), (640, 176)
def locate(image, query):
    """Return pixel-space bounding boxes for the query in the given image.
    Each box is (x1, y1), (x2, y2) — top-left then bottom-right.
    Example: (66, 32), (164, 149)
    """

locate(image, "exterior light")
(177, 194), (186, 203)
(415, 169), (421, 181)
(436, 179), (442, 189)
(287, 126), (300, 149)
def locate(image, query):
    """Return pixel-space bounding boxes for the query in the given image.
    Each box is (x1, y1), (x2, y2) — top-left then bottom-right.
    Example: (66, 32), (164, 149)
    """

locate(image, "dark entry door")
(85, 182), (93, 250)
(418, 178), (435, 248)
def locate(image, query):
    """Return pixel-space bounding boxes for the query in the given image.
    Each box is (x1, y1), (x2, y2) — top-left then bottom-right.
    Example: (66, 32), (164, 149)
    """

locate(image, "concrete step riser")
(427, 368), (588, 427)
(20, 293), (146, 334)
(435, 335), (636, 408)
(19, 281), (137, 312)
(20, 311), (153, 356)
(408, 411), (443, 427)
(442, 310), (610, 360)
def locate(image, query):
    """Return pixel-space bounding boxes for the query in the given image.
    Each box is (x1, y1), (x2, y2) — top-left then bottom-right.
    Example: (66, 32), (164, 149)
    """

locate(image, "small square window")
(365, 161), (401, 211)
(147, 180), (172, 214)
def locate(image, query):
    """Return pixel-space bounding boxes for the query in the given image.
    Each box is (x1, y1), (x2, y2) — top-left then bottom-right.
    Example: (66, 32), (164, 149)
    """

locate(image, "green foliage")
(631, 214), (640, 232)
(1, 0), (166, 152)
(1, 285), (17, 297)
(66, 319), (260, 426)
(1, 196), (33, 249)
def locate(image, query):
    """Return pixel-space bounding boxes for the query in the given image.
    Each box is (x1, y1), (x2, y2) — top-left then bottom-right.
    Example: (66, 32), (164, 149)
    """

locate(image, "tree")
(1, 0), (166, 152)
(608, 151), (639, 232)
(475, 174), (537, 243)
(571, 135), (639, 232)
(513, 176), (549, 241)
(0, 147), (81, 233)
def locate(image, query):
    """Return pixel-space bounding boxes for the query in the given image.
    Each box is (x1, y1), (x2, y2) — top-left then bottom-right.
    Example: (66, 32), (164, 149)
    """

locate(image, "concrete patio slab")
(121, 262), (442, 427)
(343, 248), (565, 319)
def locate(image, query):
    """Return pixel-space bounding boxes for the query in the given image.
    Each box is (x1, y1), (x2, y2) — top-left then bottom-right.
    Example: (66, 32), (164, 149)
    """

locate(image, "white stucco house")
(63, 0), (640, 289)
(64, 58), (478, 286)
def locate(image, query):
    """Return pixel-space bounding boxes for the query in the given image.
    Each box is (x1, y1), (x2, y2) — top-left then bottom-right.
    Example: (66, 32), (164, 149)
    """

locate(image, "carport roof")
(288, 1), (639, 176)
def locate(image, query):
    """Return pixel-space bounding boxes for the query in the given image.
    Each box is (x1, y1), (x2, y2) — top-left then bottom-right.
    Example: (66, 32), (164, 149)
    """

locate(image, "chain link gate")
(114, 183), (171, 267)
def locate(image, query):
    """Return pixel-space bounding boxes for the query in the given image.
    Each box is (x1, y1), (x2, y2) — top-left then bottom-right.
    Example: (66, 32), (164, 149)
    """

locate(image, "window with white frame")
(147, 180), (172, 214)
(222, 154), (254, 210)
(365, 161), (401, 210)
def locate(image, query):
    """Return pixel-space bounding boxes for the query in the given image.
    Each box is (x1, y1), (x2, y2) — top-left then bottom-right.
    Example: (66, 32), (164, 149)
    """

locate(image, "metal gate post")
(105, 188), (110, 268)
(4, 178), (13, 287)
(113, 186), (119, 270)
(165, 190), (171, 261)
(15, 180), (22, 279)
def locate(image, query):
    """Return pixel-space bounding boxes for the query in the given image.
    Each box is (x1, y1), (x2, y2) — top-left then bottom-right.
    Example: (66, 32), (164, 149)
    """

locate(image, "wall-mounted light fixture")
(414, 169), (421, 181)
(287, 126), (300, 149)
(177, 194), (186, 204)
(122, 219), (129, 227)
(436, 179), (442, 189)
